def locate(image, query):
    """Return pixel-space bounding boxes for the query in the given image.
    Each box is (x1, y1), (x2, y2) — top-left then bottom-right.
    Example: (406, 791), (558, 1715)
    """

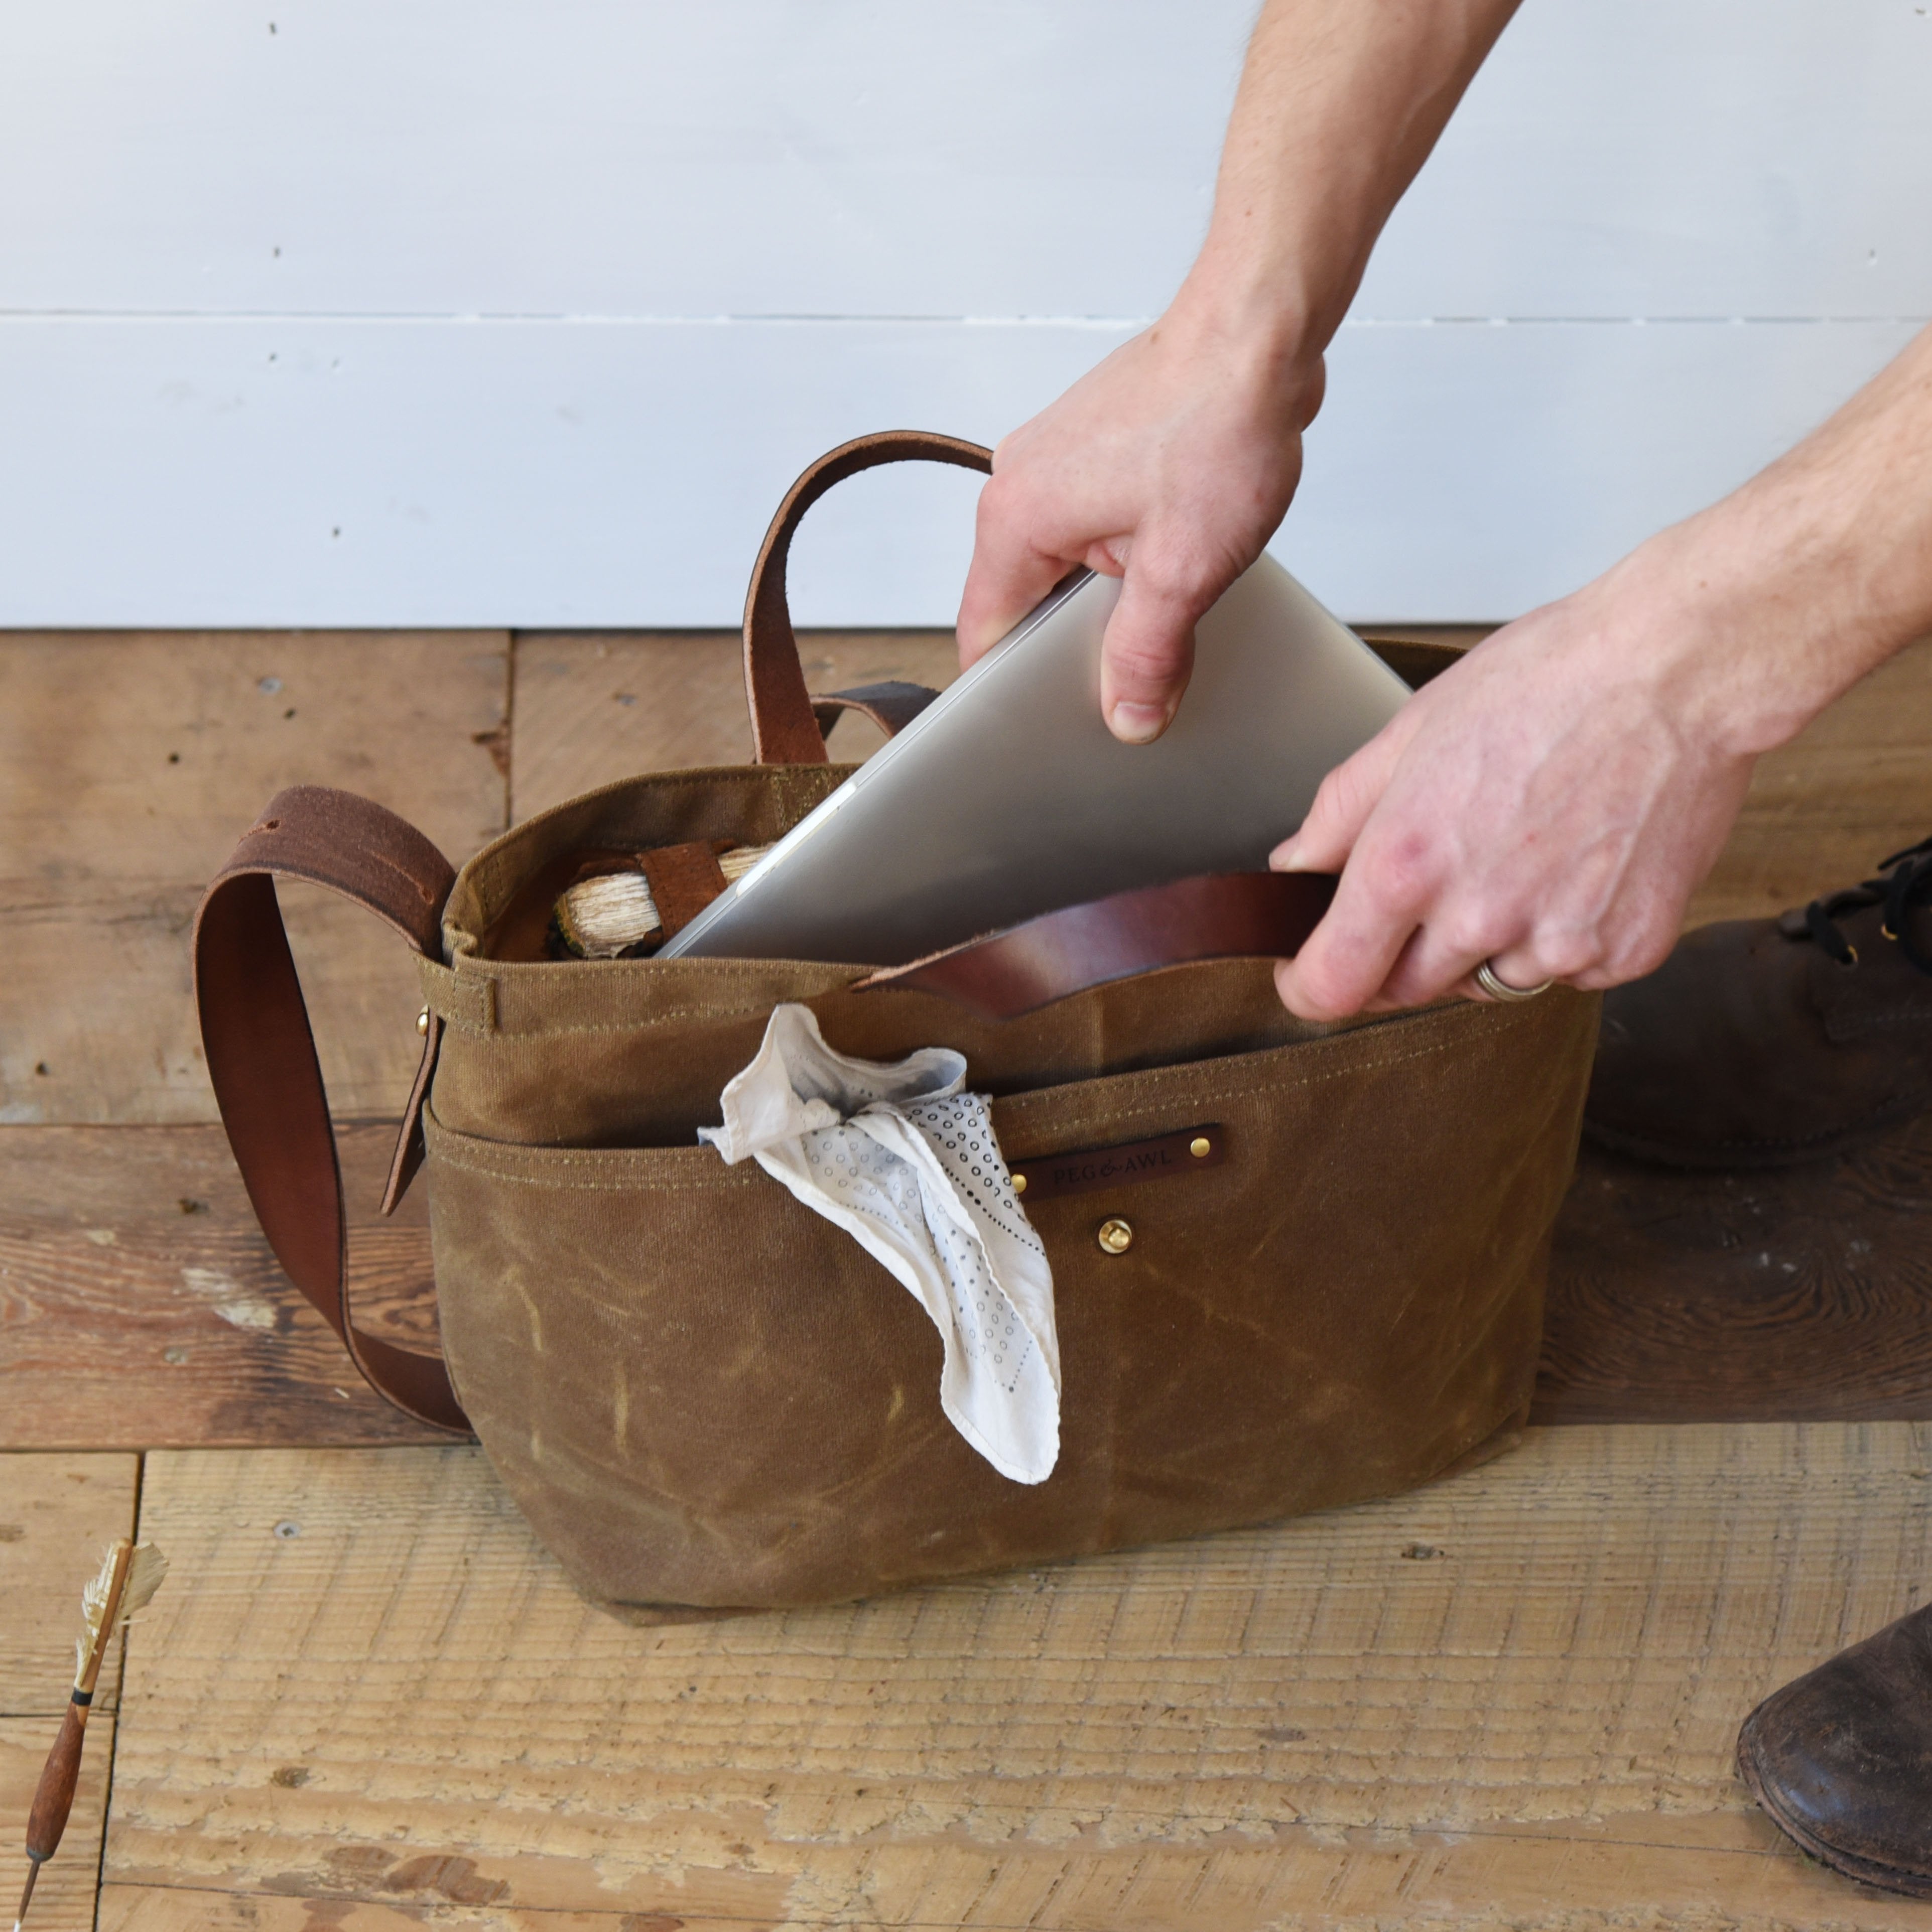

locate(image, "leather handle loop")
(809, 680), (943, 746)
(192, 785), (470, 1435)
(743, 431), (992, 764)
(857, 871), (1339, 1020)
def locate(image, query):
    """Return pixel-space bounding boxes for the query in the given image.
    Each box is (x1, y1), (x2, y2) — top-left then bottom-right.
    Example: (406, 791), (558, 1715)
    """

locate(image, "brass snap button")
(416, 1006), (431, 1037)
(1097, 1217), (1133, 1255)
(1189, 1135), (1211, 1158)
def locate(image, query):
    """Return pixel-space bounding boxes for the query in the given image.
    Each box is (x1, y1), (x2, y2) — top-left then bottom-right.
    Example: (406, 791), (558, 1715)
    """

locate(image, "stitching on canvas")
(422, 1005), (1561, 1193)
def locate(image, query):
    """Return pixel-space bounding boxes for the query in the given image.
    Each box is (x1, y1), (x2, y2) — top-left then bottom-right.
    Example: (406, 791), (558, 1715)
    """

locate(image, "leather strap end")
(857, 871), (1338, 1020)
(636, 840), (732, 940)
(811, 680), (943, 745)
(381, 1011), (442, 1218)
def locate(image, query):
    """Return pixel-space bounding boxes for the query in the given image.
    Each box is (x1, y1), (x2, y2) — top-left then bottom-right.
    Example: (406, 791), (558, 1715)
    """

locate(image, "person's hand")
(1270, 548), (1763, 1019)
(957, 293), (1325, 743)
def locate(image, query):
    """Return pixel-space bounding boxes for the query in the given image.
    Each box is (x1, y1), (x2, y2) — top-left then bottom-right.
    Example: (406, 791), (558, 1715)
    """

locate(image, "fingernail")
(1269, 836), (1300, 870)
(1108, 700), (1170, 744)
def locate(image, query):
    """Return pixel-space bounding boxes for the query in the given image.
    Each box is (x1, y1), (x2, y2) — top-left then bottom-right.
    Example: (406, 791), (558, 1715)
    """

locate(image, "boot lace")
(1802, 832), (1932, 973)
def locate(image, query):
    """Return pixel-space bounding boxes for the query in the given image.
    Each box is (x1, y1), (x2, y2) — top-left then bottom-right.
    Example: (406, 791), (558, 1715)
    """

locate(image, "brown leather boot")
(1737, 1601), (1932, 1897)
(1585, 834), (1932, 1166)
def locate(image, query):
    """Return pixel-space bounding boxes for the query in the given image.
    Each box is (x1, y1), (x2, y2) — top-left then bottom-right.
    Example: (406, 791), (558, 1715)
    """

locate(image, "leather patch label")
(1007, 1125), (1225, 1204)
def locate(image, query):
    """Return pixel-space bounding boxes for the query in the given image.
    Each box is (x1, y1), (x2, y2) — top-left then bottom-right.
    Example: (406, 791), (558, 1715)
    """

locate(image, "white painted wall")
(2, 1), (1926, 626)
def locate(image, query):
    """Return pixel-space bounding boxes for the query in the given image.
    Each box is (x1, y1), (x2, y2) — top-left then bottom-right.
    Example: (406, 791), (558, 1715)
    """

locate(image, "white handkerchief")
(698, 1004), (1060, 1484)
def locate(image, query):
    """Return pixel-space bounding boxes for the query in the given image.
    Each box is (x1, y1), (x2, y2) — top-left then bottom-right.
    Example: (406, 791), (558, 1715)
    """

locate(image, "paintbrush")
(14, 1539), (168, 1931)
(554, 842), (769, 958)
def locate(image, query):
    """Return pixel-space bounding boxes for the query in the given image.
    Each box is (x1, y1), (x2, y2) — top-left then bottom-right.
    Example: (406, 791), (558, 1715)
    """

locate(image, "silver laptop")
(662, 556), (1411, 966)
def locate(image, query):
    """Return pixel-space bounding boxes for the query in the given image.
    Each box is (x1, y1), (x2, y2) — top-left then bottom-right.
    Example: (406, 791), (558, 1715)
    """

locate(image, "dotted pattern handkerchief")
(699, 1003), (1060, 1483)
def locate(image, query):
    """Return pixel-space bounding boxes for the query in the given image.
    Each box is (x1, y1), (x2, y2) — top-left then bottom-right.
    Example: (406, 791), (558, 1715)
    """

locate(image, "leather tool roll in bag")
(194, 432), (1600, 1613)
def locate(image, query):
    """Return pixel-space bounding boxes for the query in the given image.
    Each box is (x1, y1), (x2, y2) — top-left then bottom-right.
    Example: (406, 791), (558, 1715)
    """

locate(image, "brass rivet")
(1189, 1136), (1211, 1159)
(1011, 1172), (1027, 1195)
(416, 1007), (431, 1037)
(1097, 1217), (1133, 1255)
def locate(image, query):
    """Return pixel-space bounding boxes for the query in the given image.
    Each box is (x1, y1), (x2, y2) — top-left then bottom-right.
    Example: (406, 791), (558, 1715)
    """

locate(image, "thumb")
(1271, 720), (1407, 873)
(1097, 558), (1215, 745)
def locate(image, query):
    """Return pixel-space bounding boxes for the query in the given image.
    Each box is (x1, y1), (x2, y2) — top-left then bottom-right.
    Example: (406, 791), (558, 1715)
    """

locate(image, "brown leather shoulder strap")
(743, 431), (992, 764)
(858, 871), (1338, 1020)
(192, 785), (469, 1435)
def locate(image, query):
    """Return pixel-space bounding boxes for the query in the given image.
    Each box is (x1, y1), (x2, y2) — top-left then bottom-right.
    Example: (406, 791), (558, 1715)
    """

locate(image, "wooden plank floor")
(5, 627), (1931, 1448)
(82, 1427), (1932, 1930)
(0, 630), (510, 1126)
(0, 1456), (141, 1932)
(3, 623), (1931, 1928)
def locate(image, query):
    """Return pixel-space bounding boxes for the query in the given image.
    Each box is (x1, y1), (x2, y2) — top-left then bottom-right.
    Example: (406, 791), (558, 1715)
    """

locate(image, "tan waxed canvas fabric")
(194, 432), (1602, 1615)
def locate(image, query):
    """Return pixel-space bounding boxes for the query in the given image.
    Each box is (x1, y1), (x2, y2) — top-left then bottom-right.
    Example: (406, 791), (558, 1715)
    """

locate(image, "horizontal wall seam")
(0, 310), (1926, 329)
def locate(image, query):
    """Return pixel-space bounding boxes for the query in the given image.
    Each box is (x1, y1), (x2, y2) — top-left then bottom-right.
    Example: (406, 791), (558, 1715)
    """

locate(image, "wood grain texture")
(2, 1715), (114, 1932)
(100, 1896), (763, 1931)
(0, 630), (510, 1126)
(6, 622), (1928, 1454)
(4, 1125), (1928, 1455)
(510, 630), (964, 824)
(0, 1125), (443, 1451)
(0, 1455), (139, 1713)
(8, 1109), (1932, 1451)
(1537, 1112), (1932, 1426)
(0, 1456), (139, 1932)
(102, 1431), (1932, 1929)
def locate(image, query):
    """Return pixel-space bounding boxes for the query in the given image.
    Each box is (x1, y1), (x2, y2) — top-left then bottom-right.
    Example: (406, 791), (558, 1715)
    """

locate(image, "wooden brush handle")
(77, 1540), (133, 1699)
(26, 1698), (89, 1862)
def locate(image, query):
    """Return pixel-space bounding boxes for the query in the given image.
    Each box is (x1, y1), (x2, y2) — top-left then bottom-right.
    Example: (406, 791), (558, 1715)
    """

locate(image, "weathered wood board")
(0, 630), (509, 1126)
(98, 1895), (761, 1930)
(5, 623), (1930, 1448)
(0, 1454), (140, 1932)
(11, 1105), (1932, 1449)
(101, 1429), (1932, 1929)
(0, 1126), (441, 1450)
(510, 628), (965, 822)
(0, 1453), (141, 1712)
(2, 1716), (114, 1932)
(1537, 1111), (1932, 1425)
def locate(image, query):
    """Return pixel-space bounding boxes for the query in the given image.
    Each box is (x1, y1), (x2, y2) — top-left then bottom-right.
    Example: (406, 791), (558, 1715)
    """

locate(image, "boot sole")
(1736, 1719), (1932, 1899)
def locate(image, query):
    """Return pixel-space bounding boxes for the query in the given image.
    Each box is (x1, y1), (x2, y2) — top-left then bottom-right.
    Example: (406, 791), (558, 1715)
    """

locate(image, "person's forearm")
(1178, 0), (1523, 362)
(954, 0), (1523, 735)
(1620, 323), (1932, 759)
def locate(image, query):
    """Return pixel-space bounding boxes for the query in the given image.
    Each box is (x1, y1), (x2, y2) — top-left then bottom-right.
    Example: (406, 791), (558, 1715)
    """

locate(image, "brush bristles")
(556, 844), (768, 959)
(75, 1544), (122, 1675)
(74, 1542), (168, 1678)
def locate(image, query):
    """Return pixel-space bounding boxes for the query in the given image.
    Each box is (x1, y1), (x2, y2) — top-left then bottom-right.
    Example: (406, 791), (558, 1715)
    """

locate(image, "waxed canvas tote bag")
(193, 431), (1601, 1614)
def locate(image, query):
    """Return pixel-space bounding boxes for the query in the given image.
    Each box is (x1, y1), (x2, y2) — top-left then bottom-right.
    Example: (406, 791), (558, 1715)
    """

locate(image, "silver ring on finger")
(1475, 958), (1555, 1003)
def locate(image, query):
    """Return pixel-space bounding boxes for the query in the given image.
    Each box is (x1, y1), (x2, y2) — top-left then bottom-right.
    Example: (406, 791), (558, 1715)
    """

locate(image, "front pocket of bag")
(420, 992), (1592, 1609)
